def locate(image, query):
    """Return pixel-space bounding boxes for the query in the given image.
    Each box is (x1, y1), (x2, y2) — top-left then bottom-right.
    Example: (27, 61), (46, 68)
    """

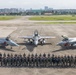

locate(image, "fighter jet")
(19, 30), (55, 46)
(0, 36), (19, 49)
(57, 35), (76, 48)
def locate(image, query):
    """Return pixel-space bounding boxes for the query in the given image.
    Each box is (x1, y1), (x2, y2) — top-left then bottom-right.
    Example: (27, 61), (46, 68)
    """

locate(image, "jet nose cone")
(57, 43), (59, 46)
(35, 43), (38, 46)
(35, 44), (37, 47)
(13, 43), (19, 46)
(34, 41), (38, 46)
(11, 42), (19, 46)
(57, 42), (61, 46)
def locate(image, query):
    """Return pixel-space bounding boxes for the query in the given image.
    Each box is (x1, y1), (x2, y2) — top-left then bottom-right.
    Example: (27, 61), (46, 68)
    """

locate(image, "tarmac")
(0, 27), (17, 38)
(0, 16), (76, 75)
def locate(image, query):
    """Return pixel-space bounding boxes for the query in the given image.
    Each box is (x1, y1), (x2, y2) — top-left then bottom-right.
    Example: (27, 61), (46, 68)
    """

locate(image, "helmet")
(7, 53), (10, 57)
(31, 54), (34, 57)
(48, 53), (50, 57)
(35, 53), (37, 57)
(3, 53), (6, 57)
(11, 54), (13, 57)
(23, 53), (26, 57)
(43, 53), (46, 57)
(39, 53), (42, 57)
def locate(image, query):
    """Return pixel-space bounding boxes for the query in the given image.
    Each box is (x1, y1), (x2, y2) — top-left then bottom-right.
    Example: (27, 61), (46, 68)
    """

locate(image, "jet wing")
(19, 36), (33, 39)
(0, 40), (4, 44)
(40, 36), (55, 39)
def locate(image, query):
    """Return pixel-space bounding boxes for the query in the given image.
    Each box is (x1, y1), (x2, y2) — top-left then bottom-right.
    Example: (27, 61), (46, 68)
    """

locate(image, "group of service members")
(0, 53), (76, 67)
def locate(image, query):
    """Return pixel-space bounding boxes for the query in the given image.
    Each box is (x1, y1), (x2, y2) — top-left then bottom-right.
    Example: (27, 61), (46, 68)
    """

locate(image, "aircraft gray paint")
(0, 37), (19, 48)
(57, 35), (76, 48)
(19, 30), (55, 46)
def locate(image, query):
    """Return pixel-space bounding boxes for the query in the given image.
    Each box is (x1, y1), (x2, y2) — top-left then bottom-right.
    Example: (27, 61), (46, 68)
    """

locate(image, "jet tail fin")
(62, 35), (68, 40)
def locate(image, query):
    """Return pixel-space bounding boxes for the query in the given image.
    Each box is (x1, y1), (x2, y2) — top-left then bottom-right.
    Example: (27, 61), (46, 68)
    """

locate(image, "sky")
(0, 0), (76, 9)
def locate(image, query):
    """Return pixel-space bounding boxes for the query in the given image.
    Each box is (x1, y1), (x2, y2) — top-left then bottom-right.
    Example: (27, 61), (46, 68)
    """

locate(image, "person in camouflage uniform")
(47, 53), (51, 67)
(2, 53), (7, 66)
(0, 52), (2, 66)
(38, 54), (42, 67)
(74, 55), (76, 67)
(61, 55), (65, 67)
(34, 53), (38, 67)
(18, 54), (23, 67)
(7, 53), (11, 66)
(10, 54), (14, 67)
(22, 53), (26, 67)
(27, 54), (30, 67)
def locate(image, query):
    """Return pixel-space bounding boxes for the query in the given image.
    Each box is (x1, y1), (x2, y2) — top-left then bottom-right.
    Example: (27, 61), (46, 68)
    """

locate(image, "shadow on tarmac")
(18, 42), (52, 52)
(52, 47), (76, 53)
(0, 46), (15, 52)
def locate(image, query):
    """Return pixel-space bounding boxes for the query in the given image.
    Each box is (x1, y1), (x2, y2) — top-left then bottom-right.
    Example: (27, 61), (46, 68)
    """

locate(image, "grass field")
(37, 22), (76, 24)
(0, 16), (18, 20)
(29, 15), (76, 21)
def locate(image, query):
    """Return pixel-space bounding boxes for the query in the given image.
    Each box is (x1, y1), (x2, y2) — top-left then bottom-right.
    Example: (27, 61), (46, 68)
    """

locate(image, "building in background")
(0, 7), (76, 15)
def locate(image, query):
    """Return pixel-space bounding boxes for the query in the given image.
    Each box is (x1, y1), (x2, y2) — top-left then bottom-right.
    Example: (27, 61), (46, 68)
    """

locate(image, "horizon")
(0, 7), (76, 10)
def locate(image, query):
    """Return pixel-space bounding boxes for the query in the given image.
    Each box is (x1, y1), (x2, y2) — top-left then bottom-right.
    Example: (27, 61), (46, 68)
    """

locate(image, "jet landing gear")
(40, 39), (45, 45)
(28, 39), (33, 44)
(10, 46), (12, 49)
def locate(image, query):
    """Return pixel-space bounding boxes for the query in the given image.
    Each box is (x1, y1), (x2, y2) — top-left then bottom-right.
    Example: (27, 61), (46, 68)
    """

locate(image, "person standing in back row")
(0, 52), (2, 66)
